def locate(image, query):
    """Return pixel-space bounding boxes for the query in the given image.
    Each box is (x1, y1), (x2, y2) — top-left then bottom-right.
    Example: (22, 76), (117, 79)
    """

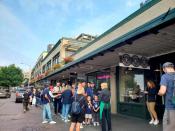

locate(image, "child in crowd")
(85, 96), (93, 125)
(92, 95), (100, 126)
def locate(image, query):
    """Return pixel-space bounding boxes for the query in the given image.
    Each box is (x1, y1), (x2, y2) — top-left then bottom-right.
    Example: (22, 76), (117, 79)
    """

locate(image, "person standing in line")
(69, 83), (87, 131)
(36, 88), (41, 107)
(32, 88), (37, 106)
(61, 85), (72, 122)
(144, 80), (159, 125)
(53, 82), (61, 115)
(85, 82), (93, 100)
(99, 83), (111, 131)
(158, 62), (175, 131)
(92, 95), (100, 126)
(81, 81), (87, 96)
(41, 82), (59, 124)
(85, 96), (93, 125)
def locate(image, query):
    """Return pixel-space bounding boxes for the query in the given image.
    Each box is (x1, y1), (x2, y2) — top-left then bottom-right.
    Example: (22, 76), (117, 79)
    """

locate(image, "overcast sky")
(0, 0), (144, 71)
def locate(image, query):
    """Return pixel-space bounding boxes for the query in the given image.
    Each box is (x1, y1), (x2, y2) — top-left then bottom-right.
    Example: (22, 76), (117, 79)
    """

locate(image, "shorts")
(71, 113), (85, 123)
(85, 114), (92, 119)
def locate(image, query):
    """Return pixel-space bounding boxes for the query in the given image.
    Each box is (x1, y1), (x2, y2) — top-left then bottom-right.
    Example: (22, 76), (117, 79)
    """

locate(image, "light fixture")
(154, 69), (160, 72)
(128, 67), (132, 71)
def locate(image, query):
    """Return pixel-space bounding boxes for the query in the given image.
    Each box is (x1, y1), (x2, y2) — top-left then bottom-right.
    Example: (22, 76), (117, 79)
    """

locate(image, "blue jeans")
(62, 104), (71, 120)
(36, 97), (41, 105)
(43, 103), (52, 122)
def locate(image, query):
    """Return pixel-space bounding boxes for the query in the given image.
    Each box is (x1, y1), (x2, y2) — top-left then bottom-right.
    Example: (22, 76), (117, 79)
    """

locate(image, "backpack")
(23, 92), (29, 101)
(71, 95), (84, 115)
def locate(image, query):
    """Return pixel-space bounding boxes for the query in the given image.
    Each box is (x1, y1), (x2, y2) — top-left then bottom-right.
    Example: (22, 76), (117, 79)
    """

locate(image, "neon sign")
(97, 75), (111, 79)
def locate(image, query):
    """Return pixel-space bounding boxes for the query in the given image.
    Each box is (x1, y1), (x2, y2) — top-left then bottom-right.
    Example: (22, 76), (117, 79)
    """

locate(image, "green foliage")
(0, 64), (24, 87)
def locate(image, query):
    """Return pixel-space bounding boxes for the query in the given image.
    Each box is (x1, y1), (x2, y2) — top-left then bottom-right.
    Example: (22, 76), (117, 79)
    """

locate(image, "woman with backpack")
(69, 83), (87, 131)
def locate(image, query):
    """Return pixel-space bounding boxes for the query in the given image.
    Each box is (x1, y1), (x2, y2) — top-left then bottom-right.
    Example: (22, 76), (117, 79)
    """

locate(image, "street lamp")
(20, 63), (31, 88)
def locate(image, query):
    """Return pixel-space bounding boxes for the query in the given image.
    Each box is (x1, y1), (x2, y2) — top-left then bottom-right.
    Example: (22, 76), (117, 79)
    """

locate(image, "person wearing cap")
(158, 62), (175, 131)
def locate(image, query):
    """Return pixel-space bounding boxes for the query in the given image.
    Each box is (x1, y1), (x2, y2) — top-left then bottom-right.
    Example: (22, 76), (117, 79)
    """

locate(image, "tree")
(0, 64), (24, 87)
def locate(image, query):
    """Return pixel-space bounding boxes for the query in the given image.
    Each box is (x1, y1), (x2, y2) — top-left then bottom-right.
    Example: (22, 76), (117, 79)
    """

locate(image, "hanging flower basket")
(45, 69), (53, 76)
(63, 56), (74, 64)
(53, 63), (62, 70)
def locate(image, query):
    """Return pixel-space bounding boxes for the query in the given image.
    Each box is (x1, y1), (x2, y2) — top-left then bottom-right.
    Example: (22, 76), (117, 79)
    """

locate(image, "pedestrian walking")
(158, 62), (175, 131)
(23, 89), (30, 113)
(99, 83), (111, 131)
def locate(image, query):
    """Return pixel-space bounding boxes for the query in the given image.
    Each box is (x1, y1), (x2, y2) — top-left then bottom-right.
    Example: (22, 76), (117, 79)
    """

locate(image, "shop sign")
(97, 75), (111, 79)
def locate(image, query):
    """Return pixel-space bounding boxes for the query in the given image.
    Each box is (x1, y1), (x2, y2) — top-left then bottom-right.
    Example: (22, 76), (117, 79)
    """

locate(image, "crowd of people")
(23, 81), (111, 131)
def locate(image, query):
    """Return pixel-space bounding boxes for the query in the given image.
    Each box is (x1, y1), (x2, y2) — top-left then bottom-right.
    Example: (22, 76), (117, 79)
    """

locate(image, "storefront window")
(97, 72), (110, 90)
(87, 70), (110, 91)
(119, 67), (145, 104)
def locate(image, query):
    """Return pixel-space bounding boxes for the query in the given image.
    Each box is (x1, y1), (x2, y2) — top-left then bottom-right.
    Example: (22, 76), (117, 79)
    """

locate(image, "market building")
(31, 0), (175, 119)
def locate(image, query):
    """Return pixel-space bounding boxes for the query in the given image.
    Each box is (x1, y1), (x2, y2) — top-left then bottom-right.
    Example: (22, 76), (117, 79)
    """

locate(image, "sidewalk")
(18, 105), (162, 131)
(48, 113), (162, 131)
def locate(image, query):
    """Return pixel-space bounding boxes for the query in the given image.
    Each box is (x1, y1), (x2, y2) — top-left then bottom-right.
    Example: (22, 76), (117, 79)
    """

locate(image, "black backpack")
(71, 95), (84, 115)
(23, 92), (29, 101)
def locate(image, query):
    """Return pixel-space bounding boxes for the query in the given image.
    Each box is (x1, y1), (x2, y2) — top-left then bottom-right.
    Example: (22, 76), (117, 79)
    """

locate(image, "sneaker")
(42, 120), (48, 124)
(49, 121), (56, 124)
(64, 119), (69, 123)
(93, 122), (96, 126)
(67, 119), (70, 122)
(149, 119), (154, 124)
(80, 124), (83, 129)
(153, 120), (159, 125)
(96, 122), (100, 126)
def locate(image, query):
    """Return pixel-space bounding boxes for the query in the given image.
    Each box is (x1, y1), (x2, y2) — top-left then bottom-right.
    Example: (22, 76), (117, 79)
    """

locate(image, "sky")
(0, 0), (144, 71)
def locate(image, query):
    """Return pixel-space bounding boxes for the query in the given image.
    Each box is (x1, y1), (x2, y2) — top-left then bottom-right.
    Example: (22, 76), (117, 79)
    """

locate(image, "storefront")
(116, 66), (150, 118)
(40, 0), (175, 120)
(87, 69), (111, 92)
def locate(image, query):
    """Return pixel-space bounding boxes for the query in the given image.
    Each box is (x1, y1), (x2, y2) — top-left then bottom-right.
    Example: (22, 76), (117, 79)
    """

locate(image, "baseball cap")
(162, 62), (174, 68)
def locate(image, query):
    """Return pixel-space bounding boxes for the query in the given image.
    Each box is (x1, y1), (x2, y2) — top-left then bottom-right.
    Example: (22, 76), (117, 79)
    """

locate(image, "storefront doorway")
(149, 52), (175, 119)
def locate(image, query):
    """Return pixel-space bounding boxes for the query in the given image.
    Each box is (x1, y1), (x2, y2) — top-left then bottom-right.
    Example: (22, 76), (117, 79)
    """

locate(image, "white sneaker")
(42, 120), (48, 124)
(64, 119), (68, 123)
(49, 121), (56, 124)
(97, 122), (100, 126)
(153, 120), (159, 125)
(149, 119), (154, 124)
(80, 124), (83, 129)
(93, 122), (96, 126)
